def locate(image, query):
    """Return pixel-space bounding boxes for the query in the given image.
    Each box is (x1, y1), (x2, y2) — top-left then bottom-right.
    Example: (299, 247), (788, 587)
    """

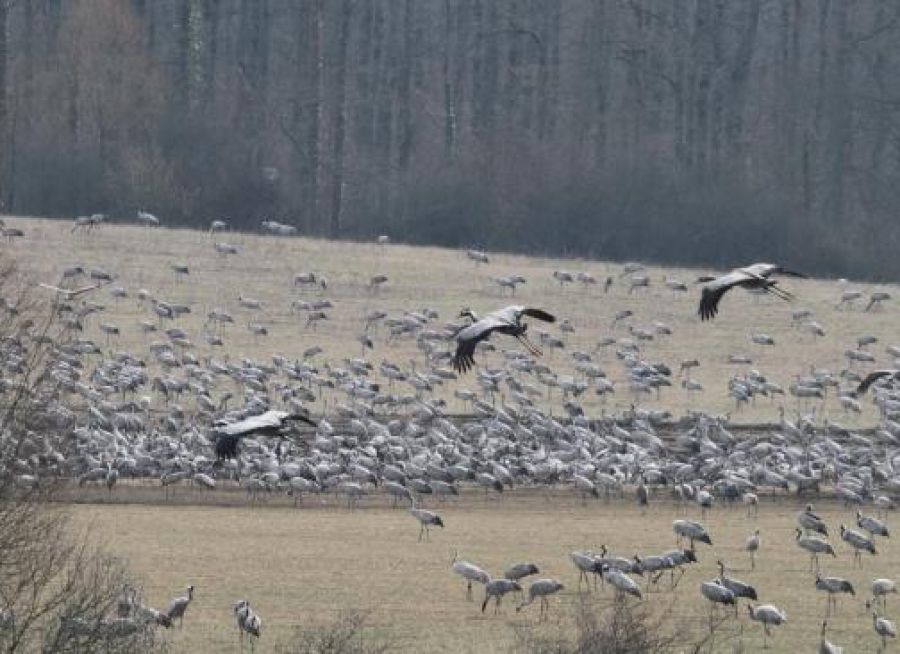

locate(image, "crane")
(698, 263), (805, 321)
(213, 410), (316, 460)
(452, 306), (555, 373)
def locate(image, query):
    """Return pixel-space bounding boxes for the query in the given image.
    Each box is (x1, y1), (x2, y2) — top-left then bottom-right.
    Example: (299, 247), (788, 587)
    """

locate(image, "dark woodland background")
(1, 0), (899, 278)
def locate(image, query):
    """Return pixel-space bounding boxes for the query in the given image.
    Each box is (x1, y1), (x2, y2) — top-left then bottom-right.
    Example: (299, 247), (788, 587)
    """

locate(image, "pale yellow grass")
(5, 215), (899, 423)
(71, 493), (893, 653)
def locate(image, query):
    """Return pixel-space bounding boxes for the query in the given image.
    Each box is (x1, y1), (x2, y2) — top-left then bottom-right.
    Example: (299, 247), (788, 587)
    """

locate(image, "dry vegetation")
(4, 215), (898, 424)
(71, 490), (892, 653)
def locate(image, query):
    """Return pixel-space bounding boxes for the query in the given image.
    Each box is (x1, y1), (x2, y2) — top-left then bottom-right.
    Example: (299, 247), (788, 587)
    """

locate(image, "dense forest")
(0, 0), (899, 278)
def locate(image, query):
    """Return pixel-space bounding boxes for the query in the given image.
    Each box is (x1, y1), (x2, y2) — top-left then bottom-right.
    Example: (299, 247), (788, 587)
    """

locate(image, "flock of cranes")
(440, 503), (898, 650)
(106, 583), (263, 651)
(0, 216), (898, 649)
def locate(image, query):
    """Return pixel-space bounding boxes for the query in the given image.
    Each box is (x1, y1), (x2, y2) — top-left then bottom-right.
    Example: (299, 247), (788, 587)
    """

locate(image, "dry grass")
(71, 492), (894, 653)
(4, 215), (899, 423)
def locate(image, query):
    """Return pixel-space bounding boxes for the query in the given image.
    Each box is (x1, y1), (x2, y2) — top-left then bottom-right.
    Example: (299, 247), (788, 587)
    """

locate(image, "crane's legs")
(516, 334), (543, 357)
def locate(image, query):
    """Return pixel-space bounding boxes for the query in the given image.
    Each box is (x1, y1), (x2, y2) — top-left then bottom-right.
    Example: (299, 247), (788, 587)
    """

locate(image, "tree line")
(0, 0), (899, 279)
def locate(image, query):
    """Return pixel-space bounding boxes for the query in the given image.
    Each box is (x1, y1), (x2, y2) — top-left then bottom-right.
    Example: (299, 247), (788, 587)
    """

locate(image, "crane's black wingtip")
(856, 371), (896, 395)
(292, 413), (318, 428)
(525, 308), (556, 323)
(214, 433), (241, 460)
(698, 287), (719, 321)
(698, 304), (716, 321)
(452, 353), (474, 374)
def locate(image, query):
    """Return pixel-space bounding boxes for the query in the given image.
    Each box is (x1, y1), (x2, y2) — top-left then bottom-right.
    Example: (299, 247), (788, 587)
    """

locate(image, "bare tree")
(3, 1), (900, 277)
(328, 0), (352, 238)
(0, 0), (13, 211)
(0, 257), (162, 653)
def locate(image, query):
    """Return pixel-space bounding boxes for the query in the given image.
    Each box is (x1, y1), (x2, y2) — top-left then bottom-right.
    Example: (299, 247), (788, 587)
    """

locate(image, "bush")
(0, 498), (159, 653)
(513, 594), (744, 654)
(514, 596), (679, 654)
(278, 611), (391, 654)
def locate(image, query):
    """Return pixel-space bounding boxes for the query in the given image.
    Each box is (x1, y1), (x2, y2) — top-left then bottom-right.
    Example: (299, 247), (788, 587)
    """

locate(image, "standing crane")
(136, 210), (160, 226)
(840, 525), (877, 566)
(410, 500), (443, 541)
(516, 579), (564, 620)
(873, 613), (896, 650)
(716, 561), (757, 614)
(872, 579), (897, 610)
(481, 579), (521, 613)
(745, 529), (760, 570)
(450, 551), (490, 600)
(165, 585), (194, 628)
(748, 604), (787, 648)
(673, 520), (712, 549)
(814, 575), (855, 615)
(234, 600), (262, 651)
(795, 529), (836, 572)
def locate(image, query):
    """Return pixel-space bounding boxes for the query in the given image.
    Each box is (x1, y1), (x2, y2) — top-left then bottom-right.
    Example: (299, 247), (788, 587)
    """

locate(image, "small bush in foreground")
(278, 611), (391, 654)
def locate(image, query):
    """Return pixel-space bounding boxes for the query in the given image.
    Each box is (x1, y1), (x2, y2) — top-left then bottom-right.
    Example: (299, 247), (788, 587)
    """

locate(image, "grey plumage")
(481, 579), (521, 613)
(410, 503), (443, 541)
(795, 528), (836, 572)
(516, 579), (564, 619)
(798, 505), (829, 536)
(857, 511), (890, 538)
(234, 599), (262, 649)
(815, 575), (855, 614)
(673, 519), (712, 548)
(840, 524), (877, 566)
(716, 561), (757, 606)
(504, 563), (540, 582)
(601, 565), (642, 599)
(452, 306), (555, 373)
(748, 604), (787, 647)
(698, 263), (805, 320)
(700, 580), (735, 606)
(165, 585), (194, 627)
(451, 552), (491, 600)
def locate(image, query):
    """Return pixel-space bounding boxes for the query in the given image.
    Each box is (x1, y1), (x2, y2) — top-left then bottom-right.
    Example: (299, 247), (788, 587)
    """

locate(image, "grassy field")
(5, 216), (899, 651)
(3, 215), (898, 424)
(70, 491), (894, 653)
